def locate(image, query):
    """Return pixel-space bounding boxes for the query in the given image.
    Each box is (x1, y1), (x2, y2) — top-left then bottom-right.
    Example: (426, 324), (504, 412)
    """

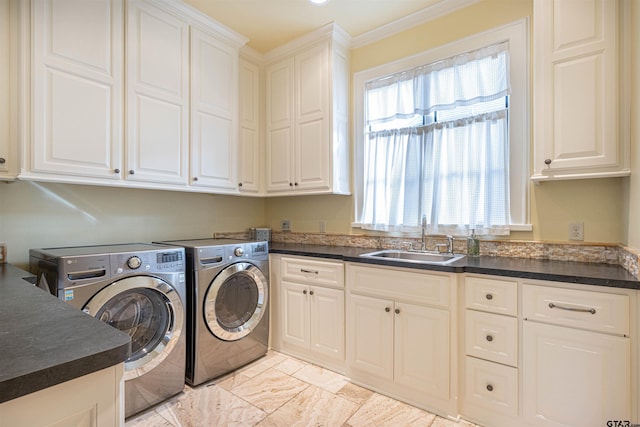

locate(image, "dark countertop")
(270, 243), (640, 290)
(0, 264), (131, 403)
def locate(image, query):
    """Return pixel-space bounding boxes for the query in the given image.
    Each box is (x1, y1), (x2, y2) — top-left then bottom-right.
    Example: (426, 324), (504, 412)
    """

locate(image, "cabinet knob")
(486, 384), (494, 392)
(289, 182), (293, 187)
(485, 293), (493, 300)
(114, 168), (120, 174)
(385, 307), (390, 312)
(544, 159), (552, 165)
(193, 177), (198, 182)
(0, 158), (5, 164)
(238, 182), (243, 187)
(486, 335), (493, 342)
(395, 308), (400, 314)
(129, 170), (135, 175)
(303, 289), (307, 295)
(294, 182), (298, 186)
(309, 290), (314, 296)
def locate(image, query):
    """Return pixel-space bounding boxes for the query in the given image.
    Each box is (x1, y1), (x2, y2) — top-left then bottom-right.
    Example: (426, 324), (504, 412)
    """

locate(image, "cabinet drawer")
(347, 264), (451, 308)
(282, 256), (344, 288)
(465, 310), (518, 367)
(464, 356), (518, 417)
(522, 284), (629, 336)
(465, 276), (517, 316)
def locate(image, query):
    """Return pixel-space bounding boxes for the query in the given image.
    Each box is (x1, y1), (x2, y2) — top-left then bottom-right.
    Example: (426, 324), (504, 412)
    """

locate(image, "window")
(353, 20), (530, 235)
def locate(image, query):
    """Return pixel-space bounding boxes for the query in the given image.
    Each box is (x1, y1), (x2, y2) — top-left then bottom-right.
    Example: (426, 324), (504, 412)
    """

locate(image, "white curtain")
(360, 42), (511, 235)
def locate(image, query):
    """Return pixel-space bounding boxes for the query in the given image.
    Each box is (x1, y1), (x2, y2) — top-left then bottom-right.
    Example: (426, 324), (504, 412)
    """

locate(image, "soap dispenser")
(467, 229), (480, 257)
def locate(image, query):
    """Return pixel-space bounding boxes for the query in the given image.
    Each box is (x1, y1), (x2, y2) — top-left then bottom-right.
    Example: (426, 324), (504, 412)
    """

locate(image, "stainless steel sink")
(359, 249), (465, 265)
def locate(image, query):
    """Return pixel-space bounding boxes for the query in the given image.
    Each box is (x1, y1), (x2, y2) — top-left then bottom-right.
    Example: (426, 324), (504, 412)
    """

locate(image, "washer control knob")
(234, 247), (245, 257)
(127, 256), (142, 269)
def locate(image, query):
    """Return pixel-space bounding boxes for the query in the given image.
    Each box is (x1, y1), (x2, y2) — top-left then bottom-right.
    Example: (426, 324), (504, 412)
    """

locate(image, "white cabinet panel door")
(310, 286), (344, 360)
(349, 293), (393, 380)
(266, 58), (294, 192)
(191, 28), (238, 191)
(32, 0), (123, 179)
(239, 58), (261, 193)
(532, 0), (625, 180)
(523, 321), (630, 426)
(281, 281), (310, 348)
(394, 302), (449, 400)
(126, 1), (188, 186)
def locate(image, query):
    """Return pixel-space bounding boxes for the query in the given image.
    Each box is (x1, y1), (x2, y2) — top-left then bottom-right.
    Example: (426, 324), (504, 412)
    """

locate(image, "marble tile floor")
(126, 351), (481, 427)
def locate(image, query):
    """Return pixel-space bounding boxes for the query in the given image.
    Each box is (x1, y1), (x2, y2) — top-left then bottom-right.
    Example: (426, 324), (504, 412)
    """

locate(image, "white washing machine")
(156, 238), (269, 386)
(29, 243), (186, 418)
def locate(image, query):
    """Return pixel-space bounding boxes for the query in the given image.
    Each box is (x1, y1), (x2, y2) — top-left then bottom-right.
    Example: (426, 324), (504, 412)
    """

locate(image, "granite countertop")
(269, 243), (640, 290)
(0, 264), (131, 403)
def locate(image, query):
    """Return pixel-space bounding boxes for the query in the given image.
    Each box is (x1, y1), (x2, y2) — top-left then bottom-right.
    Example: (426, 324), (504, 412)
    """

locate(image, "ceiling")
(182, 0), (446, 53)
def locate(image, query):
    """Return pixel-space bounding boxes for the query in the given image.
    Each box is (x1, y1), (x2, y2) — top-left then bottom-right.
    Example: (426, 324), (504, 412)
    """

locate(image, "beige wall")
(266, 0), (628, 245)
(0, 181), (266, 267)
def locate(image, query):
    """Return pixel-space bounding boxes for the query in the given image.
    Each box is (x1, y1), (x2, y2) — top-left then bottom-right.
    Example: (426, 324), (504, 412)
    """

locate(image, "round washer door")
(83, 276), (184, 381)
(204, 262), (268, 341)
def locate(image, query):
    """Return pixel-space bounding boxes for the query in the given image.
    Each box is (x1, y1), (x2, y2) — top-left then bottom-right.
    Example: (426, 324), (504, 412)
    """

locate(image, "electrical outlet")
(281, 219), (291, 232)
(568, 222), (584, 241)
(319, 220), (326, 233)
(0, 243), (6, 264)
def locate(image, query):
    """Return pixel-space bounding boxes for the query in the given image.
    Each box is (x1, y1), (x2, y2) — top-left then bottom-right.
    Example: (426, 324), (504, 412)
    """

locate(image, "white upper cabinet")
(264, 24), (350, 196)
(238, 52), (262, 194)
(190, 27), (239, 192)
(21, 0), (247, 193)
(531, 0), (630, 181)
(0, 0), (17, 180)
(126, 0), (189, 186)
(27, 0), (124, 181)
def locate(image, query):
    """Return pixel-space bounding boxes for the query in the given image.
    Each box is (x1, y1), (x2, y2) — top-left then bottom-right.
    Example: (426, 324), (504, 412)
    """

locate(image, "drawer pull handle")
(385, 307), (391, 312)
(486, 384), (494, 392)
(485, 293), (493, 300)
(486, 335), (493, 342)
(300, 269), (319, 274)
(548, 302), (596, 314)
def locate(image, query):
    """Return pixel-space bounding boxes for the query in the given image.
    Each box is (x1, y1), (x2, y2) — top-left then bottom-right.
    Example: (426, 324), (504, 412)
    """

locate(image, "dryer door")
(204, 262), (268, 341)
(83, 276), (184, 380)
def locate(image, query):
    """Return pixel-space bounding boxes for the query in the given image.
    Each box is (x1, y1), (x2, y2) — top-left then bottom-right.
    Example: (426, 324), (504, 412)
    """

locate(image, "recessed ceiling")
(182, 0), (445, 53)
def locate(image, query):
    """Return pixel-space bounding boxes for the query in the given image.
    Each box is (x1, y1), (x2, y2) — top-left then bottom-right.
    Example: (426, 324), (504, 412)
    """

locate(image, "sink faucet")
(420, 214), (427, 251)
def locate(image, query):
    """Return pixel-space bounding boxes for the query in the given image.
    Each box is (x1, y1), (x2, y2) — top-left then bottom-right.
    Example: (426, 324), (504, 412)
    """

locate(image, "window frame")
(352, 19), (531, 232)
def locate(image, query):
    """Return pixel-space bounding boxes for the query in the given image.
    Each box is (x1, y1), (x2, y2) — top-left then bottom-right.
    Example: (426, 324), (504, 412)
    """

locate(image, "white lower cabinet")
(346, 263), (456, 417)
(0, 364), (124, 426)
(275, 255), (345, 372)
(522, 283), (632, 427)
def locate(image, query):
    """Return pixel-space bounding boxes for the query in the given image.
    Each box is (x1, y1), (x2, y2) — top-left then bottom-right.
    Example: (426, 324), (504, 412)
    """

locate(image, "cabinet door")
(0, 0), (13, 179)
(533, 0), (623, 179)
(295, 42), (330, 191)
(191, 28), (238, 191)
(32, 0), (123, 179)
(348, 293), (393, 380)
(394, 302), (449, 400)
(281, 281), (310, 349)
(239, 57), (261, 193)
(126, 0), (188, 185)
(523, 321), (630, 426)
(265, 58), (294, 192)
(310, 286), (344, 361)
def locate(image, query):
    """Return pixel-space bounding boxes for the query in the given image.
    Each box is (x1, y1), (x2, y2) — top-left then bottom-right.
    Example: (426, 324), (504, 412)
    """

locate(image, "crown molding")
(351, 0), (482, 49)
